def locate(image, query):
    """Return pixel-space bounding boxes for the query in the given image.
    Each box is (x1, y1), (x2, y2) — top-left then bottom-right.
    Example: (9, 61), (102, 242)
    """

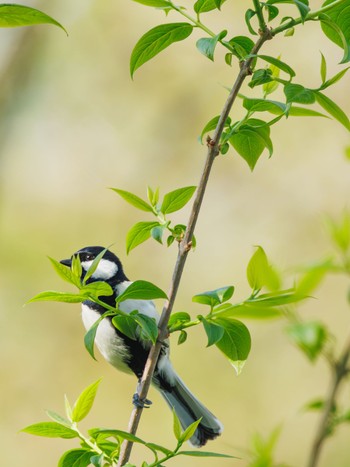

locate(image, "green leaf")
(296, 260), (333, 296)
(284, 83), (315, 104)
(72, 379), (101, 423)
(81, 281), (113, 299)
(89, 428), (146, 444)
(168, 312), (191, 331)
(201, 318), (225, 346)
(0, 4), (66, 33)
(320, 0), (350, 63)
(228, 36), (254, 59)
(132, 0), (172, 7)
(314, 91), (350, 130)
(46, 410), (71, 427)
(243, 97), (286, 113)
(130, 23), (193, 77)
(151, 225), (165, 244)
(178, 330), (188, 344)
(319, 66), (350, 90)
(112, 315), (138, 340)
(286, 321), (328, 361)
(173, 409), (182, 441)
(326, 211), (350, 252)
(196, 30), (227, 61)
(160, 186), (196, 214)
(126, 221), (160, 254)
(194, 0), (227, 14)
(22, 422), (78, 439)
(178, 450), (235, 458)
(147, 186), (159, 206)
(28, 291), (85, 304)
(256, 54), (296, 78)
(247, 246), (270, 291)
(116, 280), (167, 303)
(48, 257), (81, 288)
(214, 318), (251, 374)
(84, 313), (112, 360)
(111, 188), (154, 212)
(249, 69), (274, 88)
(58, 449), (93, 467)
(229, 127), (269, 171)
(192, 286), (234, 307)
(180, 418), (202, 443)
(246, 289), (304, 307)
(320, 52), (327, 83)
(245, 8), (257, 35)
(200, 115), (231, 143)
(133, 313), (159, 343)
(82, 248), (109, 285)
(216, 303), (283, 319)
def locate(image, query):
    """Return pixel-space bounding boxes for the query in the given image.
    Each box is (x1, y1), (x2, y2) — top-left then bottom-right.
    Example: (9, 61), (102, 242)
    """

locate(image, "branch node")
(184, 241), (193, 252)
(206, 135), (216, 147)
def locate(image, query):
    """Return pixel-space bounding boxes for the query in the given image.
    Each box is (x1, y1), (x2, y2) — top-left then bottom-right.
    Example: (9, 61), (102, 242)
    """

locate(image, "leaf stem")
(252, 0), (266, 31)
(307, 335), (350, 467)
(116, 28), (273, 467)
(272, 0), (348, 36)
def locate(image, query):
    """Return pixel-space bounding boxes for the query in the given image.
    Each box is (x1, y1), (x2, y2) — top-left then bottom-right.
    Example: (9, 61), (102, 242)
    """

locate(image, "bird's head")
(60, 246), (128, 284)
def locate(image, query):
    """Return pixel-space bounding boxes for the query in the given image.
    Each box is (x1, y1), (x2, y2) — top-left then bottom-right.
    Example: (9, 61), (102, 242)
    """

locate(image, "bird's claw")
(133, 393), (152, 409)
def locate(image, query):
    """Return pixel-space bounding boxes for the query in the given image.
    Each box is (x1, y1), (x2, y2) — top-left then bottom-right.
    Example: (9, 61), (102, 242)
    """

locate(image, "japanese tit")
(60, 246), (223, 447)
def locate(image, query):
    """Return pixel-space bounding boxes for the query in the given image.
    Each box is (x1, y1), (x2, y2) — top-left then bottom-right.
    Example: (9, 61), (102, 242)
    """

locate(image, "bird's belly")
(81, 304), (132, 374)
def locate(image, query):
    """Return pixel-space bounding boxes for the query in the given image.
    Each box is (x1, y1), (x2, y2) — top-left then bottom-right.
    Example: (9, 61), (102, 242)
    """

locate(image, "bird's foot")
(132, 393), (152, 409)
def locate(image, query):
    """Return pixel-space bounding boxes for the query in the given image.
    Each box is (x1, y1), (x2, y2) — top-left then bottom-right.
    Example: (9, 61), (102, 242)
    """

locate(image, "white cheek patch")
(81, 258), (118, 280)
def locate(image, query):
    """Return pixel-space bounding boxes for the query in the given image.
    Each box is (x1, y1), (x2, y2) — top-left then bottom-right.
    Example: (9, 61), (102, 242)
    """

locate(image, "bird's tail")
(158, 373), (223, 447)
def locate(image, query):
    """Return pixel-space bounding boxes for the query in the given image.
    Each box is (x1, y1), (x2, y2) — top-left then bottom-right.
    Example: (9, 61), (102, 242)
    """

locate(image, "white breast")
(81, 303), (132, 374)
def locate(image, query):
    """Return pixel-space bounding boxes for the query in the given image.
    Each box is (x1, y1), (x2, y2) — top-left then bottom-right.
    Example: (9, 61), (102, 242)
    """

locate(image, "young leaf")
(151, 225), (165, 244)
(178, 330), (188, 345)
(58, 449), (93, 467)
(320, 52), (327, 83)
(46, 410), (71, 427)
(22, 422), (78, 439)
(192, 286), (234, 307)
(319, 67), (350, 90)
(246, 289), (303, 307)
(28, 291), (85, 304)
(284, 83), (315, 104)
(111, 188), (154, 212)
(0, 4), (66, 33)
(160, 186), (196, 214)
(230, 127), (270, 171)
(247, 246), (270, 291)
(89, 428), (146, 444)
(173, 409), (182, 441)
(217, 303), (283, 320)
(48, 257), (81, 288)
(245, 9), (257, 35)
(126, 221), (160, 254)
(196, 30), (227, 61)
(326, 211), (350, 252)
(84, 313), (112, 360)
(82, 248), (108, 284)
(72, 379), (102, 423)
(168, 312), (191, 330)
(229, 36), (254, 59)
(194, 0), (227, 14)
(243, 97), (286, 113)
(286, 321), (328, 362)
(314, 91), (350, 130)
(214, 318), (251, 374)
(179, 418), (202, 443)
(256, 54), (296, 78)
(130, 23), (193, 77)
(81, 281), (114, 299)
(201, 318), (225, 346)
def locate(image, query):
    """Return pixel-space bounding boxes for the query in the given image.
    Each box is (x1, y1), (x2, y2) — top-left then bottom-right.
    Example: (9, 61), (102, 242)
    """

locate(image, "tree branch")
(117, 29), (272, 467)
(307, 336), (350, 467)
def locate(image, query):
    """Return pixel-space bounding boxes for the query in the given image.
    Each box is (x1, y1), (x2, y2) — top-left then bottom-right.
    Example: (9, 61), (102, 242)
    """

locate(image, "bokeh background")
(1, 1), (350, 465)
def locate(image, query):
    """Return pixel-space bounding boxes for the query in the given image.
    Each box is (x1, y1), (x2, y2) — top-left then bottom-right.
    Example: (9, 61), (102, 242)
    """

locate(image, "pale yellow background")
(1, 1), (350, 466)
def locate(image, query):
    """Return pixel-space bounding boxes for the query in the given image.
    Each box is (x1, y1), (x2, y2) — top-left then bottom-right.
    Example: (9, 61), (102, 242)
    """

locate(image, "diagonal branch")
(117, 28), (273, 467)
(307, 335), (350, 467)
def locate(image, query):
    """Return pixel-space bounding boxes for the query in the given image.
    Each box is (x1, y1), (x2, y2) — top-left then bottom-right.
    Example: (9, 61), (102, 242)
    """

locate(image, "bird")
(60, 245), (223, 447)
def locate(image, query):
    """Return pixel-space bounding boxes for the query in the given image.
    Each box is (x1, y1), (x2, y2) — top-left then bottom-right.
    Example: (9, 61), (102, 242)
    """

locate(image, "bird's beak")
(60, 258), (72, 268)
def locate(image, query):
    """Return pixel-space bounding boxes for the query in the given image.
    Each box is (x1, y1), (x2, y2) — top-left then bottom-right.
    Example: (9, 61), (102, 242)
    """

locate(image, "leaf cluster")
(112, 186), (197, 253)
(22, 380), (233, 467)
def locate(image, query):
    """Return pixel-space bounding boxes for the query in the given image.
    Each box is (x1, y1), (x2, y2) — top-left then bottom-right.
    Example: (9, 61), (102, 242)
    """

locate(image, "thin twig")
(117, 28), (272, 467)
(307, 336), (350, 467)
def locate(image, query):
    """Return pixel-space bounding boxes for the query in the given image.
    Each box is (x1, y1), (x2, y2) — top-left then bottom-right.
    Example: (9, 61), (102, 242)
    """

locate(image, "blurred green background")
(1, 1), (350, 466)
